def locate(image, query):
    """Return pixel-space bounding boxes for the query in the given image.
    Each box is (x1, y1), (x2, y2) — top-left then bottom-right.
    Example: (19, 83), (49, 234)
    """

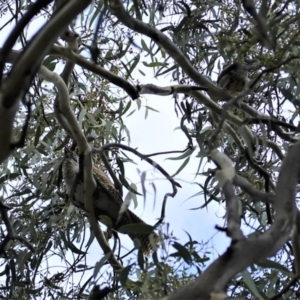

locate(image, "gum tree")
(0, 0), (300, 299)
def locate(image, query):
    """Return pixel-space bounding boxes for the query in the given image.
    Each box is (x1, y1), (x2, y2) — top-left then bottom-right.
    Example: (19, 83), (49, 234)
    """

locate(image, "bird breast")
(62, 158), (79, 194)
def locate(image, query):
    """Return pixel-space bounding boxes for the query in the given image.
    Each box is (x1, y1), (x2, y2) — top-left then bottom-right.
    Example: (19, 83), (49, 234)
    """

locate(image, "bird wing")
(217, 62), (239, 85)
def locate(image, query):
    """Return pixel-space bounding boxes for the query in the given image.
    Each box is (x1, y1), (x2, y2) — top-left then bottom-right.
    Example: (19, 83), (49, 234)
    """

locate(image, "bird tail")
(116, 210), (160, 255)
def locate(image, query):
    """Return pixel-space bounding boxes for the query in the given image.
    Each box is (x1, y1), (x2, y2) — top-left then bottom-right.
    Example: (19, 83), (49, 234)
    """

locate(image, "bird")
(62, 148), (159, 254)
(216, 59), (259, 98)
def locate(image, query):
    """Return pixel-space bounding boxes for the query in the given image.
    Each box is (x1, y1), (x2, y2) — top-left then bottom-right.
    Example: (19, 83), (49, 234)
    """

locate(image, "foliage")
(0, 0), (300, 299)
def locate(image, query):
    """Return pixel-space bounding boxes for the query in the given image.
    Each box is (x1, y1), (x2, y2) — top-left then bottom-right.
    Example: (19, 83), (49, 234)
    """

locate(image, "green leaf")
(34, 125), (42, 146)
(44, 241), (53, 254)
(141, 39), (150, 53)
(93, 253), (112, 279)
(76, 81), (87, 93)
(156, 64), (177, 77)
(171, 157), (190, 177)
(78, 108), (87, 128)
(120, 100), (132, 117)
(126, 54), (140, 79)
(171, 242), (192, 265)
(144, 105), (159, 112)
(130, 182), (138, 208)
(0, 173), (19, 184)
(65, 241), (86, 255)
(166, 147), (195, 161)
(119, 174), (142, 195)
(116, 157), (125, 176)
(203, 175), (213, 206)
(256, 259), (292, 276)
(138, 69), (146, 76)
(120, 61), (132, 79)
(119, 264), (133, 287)
(42, 56), (57, 71)
(278, 87), (294, 102)
(241, 269), (264, 300)
(143, 62), (167, 67)
(85, 228), (95, 249)
(88, 4), (99, 28)
(194, 155), (204, 180)
(98, 215), (113, 229)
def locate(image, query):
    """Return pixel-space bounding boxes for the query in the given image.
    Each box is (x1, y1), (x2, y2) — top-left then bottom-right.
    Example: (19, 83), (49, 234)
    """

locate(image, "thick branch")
(39, 65), (123, 272)
(0, 0), (91, 164)
(50, 45), (139, 99)
(53, 30), (78, 139)
(165, 143), (299, 299)
(2, 0), (91, 109)
(107, 0), (223, 99)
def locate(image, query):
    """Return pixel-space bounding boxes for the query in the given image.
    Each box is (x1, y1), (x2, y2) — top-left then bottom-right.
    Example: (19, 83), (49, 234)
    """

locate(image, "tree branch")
(39, 63), (123, 272)
(107, 0), (223, 100)
(165, 143), (299, 299)
(0, 0), (91, 164)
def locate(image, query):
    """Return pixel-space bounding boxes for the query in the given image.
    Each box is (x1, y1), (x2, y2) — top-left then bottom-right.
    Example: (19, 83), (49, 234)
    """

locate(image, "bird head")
(241, 59), (260, 71)
(64, 147), (78, 163)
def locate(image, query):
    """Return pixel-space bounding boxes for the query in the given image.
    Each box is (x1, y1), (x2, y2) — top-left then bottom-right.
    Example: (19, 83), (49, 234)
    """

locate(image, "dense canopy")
(0, 0), (300, 299)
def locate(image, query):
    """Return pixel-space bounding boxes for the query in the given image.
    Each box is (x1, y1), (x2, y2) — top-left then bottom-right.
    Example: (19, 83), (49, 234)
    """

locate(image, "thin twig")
(143, 147), (191, 158)
(95, 143), (181, 189)
(94, 143), (182, 226)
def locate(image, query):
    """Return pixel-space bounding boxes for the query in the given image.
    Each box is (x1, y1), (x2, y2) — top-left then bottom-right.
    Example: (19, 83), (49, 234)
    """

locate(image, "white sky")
(122, 89), (230, 254)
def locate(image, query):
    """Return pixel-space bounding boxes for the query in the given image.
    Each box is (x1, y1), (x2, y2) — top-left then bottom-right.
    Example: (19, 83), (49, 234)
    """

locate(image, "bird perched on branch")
(62, 148), (159, 254)
(216, 59), (259, 98)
